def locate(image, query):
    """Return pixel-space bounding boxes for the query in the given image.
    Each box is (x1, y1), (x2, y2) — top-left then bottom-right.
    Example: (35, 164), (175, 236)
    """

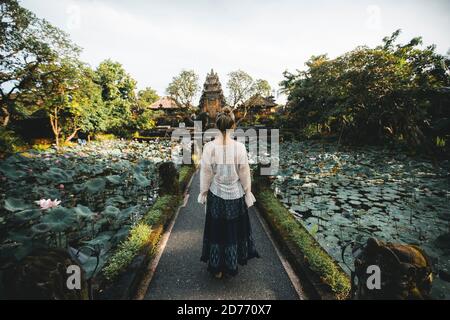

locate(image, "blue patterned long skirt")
(200, 191), (260, 276)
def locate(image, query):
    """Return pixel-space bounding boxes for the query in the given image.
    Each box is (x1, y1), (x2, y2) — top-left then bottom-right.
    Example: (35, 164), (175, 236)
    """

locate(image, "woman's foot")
(214, 272), (223, 279)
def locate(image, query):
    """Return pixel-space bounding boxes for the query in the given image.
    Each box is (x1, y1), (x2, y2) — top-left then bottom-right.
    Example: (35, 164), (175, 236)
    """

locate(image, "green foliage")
(32, 143), (52, 152)
(227, 70), (255, 108)
(253, 79), (272, 97)
(178, 165), (193, 184)
(134, 109), (161, 131)
(0, 128), (26, 154)
(0, 0), (80, 128)
(137, 87), (159, 109)
(280, 30), (450, 153)
(102, 223), (152, 280)
(103, 194), (179, 280)
(256, 187), (351, 299)
(40, 59), (108, 147)
(166, 70), (200, 108)
(94, 133), (116, 141)
(95, 59), (137, 136)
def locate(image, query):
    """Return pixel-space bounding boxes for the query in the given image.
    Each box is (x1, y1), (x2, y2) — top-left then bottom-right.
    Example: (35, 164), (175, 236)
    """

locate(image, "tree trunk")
(65, 127), (81, 143)
(1, 106), (10, 127)
(49, 107), (61, 149)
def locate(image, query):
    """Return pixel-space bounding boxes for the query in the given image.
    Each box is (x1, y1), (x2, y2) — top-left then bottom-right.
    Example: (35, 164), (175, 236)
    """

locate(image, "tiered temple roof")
(198, 69), (226, 111)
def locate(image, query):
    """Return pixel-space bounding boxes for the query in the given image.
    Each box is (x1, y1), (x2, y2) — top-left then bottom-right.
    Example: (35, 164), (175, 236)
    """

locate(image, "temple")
(198, 69), (226, 122)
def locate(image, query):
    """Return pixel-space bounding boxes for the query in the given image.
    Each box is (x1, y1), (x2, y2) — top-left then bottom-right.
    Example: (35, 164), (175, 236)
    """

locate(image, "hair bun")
(222, 107), (232, 115)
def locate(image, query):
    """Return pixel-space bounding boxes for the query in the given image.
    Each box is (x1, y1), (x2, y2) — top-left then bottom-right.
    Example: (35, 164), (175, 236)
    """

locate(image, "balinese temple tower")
(198, 69), (226, 122)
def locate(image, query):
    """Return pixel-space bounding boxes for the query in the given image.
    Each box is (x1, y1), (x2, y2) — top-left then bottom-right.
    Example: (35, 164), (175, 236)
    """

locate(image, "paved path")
(144, 172), (302, 300)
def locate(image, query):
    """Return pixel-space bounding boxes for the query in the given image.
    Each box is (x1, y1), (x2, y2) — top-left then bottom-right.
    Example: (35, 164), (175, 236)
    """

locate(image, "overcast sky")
(21, 0), (450, 102)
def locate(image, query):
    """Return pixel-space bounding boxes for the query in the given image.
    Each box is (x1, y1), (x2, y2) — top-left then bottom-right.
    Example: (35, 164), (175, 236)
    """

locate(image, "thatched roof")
(149, 96), (181, 109)
(241, 94), (277, 108)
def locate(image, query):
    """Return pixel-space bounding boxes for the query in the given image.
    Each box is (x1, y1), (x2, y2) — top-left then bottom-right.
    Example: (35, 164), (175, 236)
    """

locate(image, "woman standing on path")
(198, 107), (259, 279)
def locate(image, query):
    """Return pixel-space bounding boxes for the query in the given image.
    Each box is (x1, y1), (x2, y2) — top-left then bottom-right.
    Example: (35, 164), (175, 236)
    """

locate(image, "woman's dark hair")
(215, 107), (235, 138)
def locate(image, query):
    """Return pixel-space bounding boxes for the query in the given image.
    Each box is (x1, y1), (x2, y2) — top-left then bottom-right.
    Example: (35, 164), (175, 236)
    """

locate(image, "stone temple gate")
(198, 69), (226, 124)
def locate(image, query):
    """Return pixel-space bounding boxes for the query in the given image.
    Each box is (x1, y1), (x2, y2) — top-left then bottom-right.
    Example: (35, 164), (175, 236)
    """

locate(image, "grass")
(101, 164), (196, 282)
(102, 194), (181, 281)
(102, 223), (152, 281)
(256, 187), (351, 299)
(178, 165), (195, 191)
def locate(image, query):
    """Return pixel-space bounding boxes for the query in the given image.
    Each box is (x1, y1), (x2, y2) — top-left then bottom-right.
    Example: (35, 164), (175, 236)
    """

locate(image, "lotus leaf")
(118, 206), (137, 220)
(74, 205), (95, 219)
(84, 178), (106, 194)
(84, 232), (113, 247)
(8, 229), (34, 242)
(41, 207), (76, 232)
(103, 206), (120, 217)
(14, 209), (41, 221)
(42, 167), (74, 183)
(32, 186), (61, 199)
(106, 175), (122, 185)
(31, 223), (52, 234)
(73, 184), (85, 193)
(105, 195), (128, 206)
(134, 172), (150, 187)
(4, 198), (30, 212)
(3, 168), (26, 180)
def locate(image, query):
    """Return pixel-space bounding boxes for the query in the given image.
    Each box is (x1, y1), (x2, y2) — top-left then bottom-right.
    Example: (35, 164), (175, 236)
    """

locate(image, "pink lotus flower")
(59, 184), (65, 190)
(35, 199), (61, 210)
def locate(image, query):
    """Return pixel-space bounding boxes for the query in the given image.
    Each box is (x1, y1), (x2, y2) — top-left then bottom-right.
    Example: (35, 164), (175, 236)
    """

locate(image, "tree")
(131, 87), (161, 132)
(253, 79), (272, 97)
(63, 65), (107, 141)
(280, 30), (450, 151)
(134, 109), (163, 131)
(137, 87), (159, 110)
(226, 70), (255, 109)
(39, 59), (105, 147)
(166, 70), (199, 109)
(95, 59), (137, 135)
(0, 0), (80, 127)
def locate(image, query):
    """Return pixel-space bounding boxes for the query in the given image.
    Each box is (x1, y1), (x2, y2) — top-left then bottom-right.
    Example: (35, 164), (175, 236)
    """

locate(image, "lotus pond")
(0, 139), (177, 279)
(271, 141), (450, 299)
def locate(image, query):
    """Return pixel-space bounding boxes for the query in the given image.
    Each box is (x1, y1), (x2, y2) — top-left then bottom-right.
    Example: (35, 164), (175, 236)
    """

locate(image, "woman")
(198, 107), (259, 279)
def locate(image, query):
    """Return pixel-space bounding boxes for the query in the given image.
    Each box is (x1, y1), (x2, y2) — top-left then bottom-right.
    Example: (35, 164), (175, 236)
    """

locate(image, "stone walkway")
(143, 172), (302, 300)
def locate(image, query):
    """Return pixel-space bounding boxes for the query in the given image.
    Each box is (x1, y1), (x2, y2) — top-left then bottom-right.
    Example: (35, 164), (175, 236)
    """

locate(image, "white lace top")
(197, 134), (256, 208)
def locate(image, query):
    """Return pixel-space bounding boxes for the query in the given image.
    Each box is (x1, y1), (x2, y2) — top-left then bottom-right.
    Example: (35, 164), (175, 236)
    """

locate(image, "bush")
(0, 128), (27, 155)
(102, 194), (180, 281)
(102, 223), (152, 281)
(94, 133), (116, 141)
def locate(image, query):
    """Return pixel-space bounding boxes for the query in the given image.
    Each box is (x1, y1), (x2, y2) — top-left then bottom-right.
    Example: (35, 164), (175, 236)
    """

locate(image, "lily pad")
(102, 205), (120, 217)
(41, 207), (76, 232)
(4, 198), (30, 212)
(41, 167), (73, 183)
(0, 165), (26, 180)
(106, 175), (122, 185)
(134, 172), (150, 187)
(74, 205), (95, 219)
(84, 232), (113, 247)
(84, 178), (106, 194)
(31, 223), (52, 234)
(118, 206), (137, 221)
(105, 195), (128, 206)
(14, 209), (41, 221)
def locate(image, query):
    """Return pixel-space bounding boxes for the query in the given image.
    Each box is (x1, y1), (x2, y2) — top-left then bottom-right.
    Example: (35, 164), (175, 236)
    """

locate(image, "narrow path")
(143, 172), (302, 300)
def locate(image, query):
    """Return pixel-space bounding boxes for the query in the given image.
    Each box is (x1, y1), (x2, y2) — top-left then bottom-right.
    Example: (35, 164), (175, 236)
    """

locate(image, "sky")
(20, 0), (450, 103)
